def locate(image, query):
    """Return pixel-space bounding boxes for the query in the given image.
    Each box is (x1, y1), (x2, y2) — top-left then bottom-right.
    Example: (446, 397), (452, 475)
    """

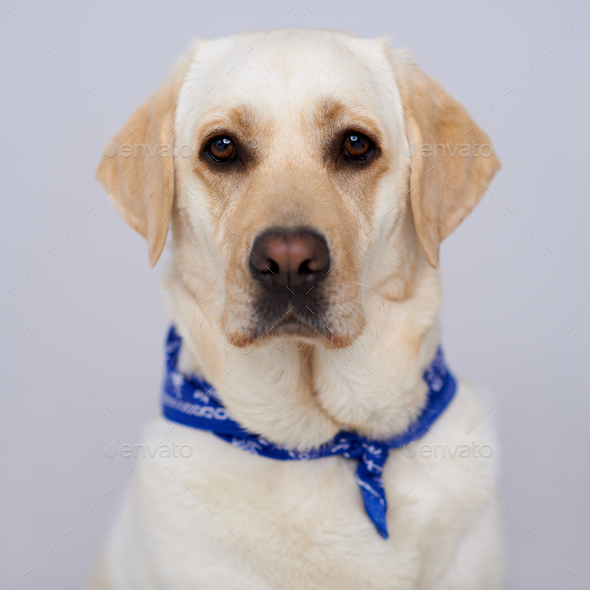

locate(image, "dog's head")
(97, 30), (499, 352)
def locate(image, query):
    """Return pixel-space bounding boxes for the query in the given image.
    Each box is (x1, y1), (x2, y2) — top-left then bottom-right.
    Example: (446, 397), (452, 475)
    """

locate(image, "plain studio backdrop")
(1, 1), (589, 588)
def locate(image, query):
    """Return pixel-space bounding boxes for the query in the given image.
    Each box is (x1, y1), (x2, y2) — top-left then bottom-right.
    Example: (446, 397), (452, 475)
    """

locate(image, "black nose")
(249, 229), (330, 292)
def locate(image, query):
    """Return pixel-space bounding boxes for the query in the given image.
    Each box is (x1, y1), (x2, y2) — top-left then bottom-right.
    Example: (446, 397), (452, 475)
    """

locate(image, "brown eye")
(343, 133), (372, 158)
(208, 136), (236, 161)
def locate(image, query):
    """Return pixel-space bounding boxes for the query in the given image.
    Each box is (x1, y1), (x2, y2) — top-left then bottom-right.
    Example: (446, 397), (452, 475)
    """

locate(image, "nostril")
(264, 259), (279, 275)
(298, 259), (312, 274)
(304, 255), (328, 273)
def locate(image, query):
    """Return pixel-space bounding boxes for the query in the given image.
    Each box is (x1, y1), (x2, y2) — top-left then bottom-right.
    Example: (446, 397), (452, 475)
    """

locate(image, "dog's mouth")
(223, 285), (360, 349)
(252, 289), (329, 340)
(263, 310), (329, 340)
(231, 284), (354, 348)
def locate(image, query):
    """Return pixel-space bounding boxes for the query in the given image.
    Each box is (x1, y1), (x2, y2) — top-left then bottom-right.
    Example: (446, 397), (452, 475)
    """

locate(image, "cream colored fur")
(90, 29), (502, 589)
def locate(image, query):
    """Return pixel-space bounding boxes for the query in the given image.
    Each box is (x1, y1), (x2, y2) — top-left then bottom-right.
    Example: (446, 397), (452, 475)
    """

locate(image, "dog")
(90, 28), (502, 590)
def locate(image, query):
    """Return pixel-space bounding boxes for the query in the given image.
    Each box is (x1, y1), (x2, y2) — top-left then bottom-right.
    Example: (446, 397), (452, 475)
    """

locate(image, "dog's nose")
(249, 229), (330, 291)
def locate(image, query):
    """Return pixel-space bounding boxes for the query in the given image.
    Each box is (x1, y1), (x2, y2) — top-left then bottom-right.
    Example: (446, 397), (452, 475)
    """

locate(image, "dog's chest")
(108, 393), (494, 590)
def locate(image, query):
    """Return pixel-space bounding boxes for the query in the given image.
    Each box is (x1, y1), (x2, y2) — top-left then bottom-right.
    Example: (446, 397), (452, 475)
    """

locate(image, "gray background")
(1, 1), (589, 588)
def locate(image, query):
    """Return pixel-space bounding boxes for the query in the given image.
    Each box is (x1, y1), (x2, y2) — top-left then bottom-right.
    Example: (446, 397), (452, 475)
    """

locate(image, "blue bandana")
(161, 326), (457, 539)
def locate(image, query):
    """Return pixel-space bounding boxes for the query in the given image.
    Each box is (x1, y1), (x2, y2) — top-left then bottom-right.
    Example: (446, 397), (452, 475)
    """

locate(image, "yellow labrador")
(91, 29), (502, 590)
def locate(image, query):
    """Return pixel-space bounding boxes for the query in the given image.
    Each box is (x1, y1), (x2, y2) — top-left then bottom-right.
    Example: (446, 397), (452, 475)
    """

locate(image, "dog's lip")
(260, 316), (354, 349)
(272, 313), (313, 331)
(227, 310), (353, 350)
(264, 313), (324, 339)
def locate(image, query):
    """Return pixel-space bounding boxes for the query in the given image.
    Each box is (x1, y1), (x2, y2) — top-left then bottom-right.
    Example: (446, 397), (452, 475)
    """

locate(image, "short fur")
(90, 29), (502, 590)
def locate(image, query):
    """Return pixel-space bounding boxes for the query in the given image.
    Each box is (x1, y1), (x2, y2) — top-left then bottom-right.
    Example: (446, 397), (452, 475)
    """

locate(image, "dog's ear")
(391, 51), (500, 267)
(96, 56), (191, 267)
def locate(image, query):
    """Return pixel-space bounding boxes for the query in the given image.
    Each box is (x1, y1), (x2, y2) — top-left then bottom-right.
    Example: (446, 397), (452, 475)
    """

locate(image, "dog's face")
(173, 31), (410, 350)
(98, 30), (499, 351)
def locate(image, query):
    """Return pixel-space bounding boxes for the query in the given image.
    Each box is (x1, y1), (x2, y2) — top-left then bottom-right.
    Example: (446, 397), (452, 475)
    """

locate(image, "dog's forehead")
(177, 30), (401, 137)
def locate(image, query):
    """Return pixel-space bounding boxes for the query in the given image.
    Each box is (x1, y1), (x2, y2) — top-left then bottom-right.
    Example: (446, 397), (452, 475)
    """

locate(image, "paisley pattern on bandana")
(162, 326), (457, 539)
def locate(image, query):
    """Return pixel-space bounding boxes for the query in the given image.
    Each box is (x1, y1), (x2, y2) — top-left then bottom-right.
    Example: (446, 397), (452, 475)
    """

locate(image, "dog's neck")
(163, 259), (441, 450)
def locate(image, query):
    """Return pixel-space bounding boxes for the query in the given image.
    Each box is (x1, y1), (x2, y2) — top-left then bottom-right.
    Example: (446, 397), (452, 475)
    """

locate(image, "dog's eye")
(343, 133), (372, 159)
(207, 136), (236, 161)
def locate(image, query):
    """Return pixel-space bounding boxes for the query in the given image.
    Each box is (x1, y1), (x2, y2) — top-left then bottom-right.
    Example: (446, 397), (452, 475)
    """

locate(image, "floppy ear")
(391, 51), (500, 267)
(96, 56), (191, 267)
